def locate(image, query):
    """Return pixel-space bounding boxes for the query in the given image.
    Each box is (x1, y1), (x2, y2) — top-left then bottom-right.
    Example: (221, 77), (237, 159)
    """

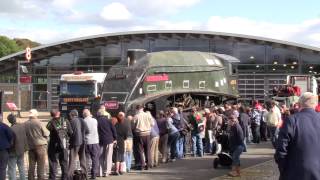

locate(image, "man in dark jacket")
(275, 92), (320, 180)
(7, 114), (28, 180)
(47, 110), (73, 180)
(67, 109), (89, 179)
(97, 110), (117, 177)
(238, 106), (250, 152)
(228, 114), (244, 177)
(0, 117), (14, 180)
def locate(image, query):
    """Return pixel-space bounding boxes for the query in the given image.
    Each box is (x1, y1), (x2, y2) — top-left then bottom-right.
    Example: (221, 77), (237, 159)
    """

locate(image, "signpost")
(17, 47), (31, 110)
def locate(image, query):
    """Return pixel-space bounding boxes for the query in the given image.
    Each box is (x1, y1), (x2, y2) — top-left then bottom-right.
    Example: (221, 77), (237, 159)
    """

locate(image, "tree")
(14, 38), (40, 49)
(0, 36), (22, 58)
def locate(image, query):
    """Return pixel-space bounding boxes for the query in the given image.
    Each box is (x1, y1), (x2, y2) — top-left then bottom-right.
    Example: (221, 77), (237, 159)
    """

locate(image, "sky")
(1, 0), (320, 47)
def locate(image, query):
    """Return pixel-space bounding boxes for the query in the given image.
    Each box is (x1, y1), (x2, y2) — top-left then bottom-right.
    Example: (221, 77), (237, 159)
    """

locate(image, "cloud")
(70, 26), (109, 38)
(204, 16), (320, 47)
(100, 2), (132, 21)
(124, 0), (201, 16)
(205, 16), (299, 40)
(0, 28), (66, 43)
(52, 0), (76, 9)
(308, 33), (320, 41)
(150, 20), (200, 30)
(0, 0), (46, 17)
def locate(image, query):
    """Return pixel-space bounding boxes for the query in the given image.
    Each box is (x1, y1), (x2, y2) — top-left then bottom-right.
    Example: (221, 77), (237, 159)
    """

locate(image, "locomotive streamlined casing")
(101, 50), (239, 114)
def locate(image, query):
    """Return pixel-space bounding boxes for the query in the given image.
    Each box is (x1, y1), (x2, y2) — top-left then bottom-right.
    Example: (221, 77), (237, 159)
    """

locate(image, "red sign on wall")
(104, 101), (119, 109)
(145, 74), (169, 82)
(20, 75), (32, 83)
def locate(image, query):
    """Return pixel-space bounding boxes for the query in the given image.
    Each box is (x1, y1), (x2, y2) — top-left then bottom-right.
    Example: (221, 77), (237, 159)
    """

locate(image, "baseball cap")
(29, 109), (39, 117)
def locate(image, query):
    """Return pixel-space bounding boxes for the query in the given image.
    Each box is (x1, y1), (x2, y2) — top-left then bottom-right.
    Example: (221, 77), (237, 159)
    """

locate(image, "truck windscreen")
(61, 82), (95, 96)
(102, 92), (128, 103)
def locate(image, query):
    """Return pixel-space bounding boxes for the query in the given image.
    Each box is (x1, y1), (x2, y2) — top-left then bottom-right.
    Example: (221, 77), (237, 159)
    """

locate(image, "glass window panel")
(213, 39), (233, 55)
(301, 64), (320, 75)
(103, 57), (121, 66)
(49, 53), (75, 66)
(0, 72), (16, 83)
(153, 39), (179, 47)
(234, 42), (265, 64)
(33, 91), (47, 100)
(103, 44), (121, 57)
(301, 50), (320, 64)
(165, 81), (172, 89)
(181, 39), (209, 47)
(84, 47), (101, 57)
(183, 80), (189, 88)
(76, 57), (101, 66)
(265, 64), (298, 73)
(124, 40), (149, 50)
(33, 67), (47, 74)
(267, 46), (299, 65)
(199, 81), (206, 89)
(76, 56), (102, 72)
(33, 59), (49, 67)
(33, 76), (47, 84)
(150, 39), (180, 52)
(237, 64), (265, 73)
(151, 46), (180, 52)
(62, 82), (95, 96)
(33, 84), (47, 91)
(33, 100), (47, 110)
(147, 85), (157, 92)
(181, 46), (210, 52)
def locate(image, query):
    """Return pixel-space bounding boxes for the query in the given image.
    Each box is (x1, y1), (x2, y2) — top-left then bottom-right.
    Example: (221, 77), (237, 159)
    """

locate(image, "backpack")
(73, 170), (87, 180)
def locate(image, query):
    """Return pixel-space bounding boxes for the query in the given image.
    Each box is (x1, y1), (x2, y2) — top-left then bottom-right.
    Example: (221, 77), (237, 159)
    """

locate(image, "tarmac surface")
(213, 160), (279, 180)
(102, 142), (277, 180)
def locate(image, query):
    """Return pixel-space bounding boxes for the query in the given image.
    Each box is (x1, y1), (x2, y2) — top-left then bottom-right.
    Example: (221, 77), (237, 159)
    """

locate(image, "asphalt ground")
(104, 142), (275, 180)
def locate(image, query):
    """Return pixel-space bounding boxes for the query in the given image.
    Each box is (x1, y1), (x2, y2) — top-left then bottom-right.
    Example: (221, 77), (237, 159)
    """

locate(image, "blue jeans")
(0, 150), (9, 180)
(124, 151), (132, 172)
(192, 133), (203, 157)
(168, 132), (180, 159)
(232, 145), (244, 166)
(243, 138), (247, 152)
(176, 135), (184, 159)
(8, 154), (26, 180)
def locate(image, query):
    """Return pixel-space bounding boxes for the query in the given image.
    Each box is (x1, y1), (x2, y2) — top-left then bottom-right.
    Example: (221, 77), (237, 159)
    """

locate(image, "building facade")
(0, 30), (319, 110)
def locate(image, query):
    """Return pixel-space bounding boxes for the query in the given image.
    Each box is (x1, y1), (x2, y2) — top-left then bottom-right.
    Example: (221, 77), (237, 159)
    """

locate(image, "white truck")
(59, 72), (107, 116)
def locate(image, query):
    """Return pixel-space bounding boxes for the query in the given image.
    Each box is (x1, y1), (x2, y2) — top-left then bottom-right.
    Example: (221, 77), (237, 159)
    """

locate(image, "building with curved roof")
(1, 30), (319, 110)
